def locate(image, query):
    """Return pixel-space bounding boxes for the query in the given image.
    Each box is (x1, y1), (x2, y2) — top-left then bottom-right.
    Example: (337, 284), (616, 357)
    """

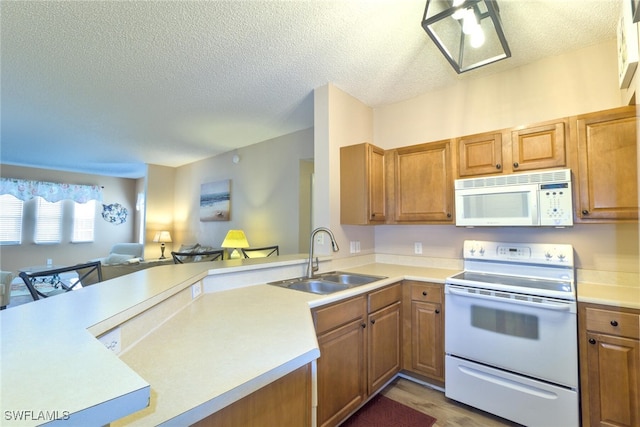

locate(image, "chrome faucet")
(307, 227), (340, 278)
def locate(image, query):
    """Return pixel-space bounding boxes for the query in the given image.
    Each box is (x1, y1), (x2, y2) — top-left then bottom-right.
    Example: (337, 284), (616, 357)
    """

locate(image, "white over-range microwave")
(454, 169), (573, 227)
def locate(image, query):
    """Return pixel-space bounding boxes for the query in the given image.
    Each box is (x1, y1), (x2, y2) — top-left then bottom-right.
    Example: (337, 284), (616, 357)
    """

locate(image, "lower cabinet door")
(411, 300), (443, 380)
(586, 332), (640, 427)
(368, 301), (401, 394)
(317, 317), (367, 427)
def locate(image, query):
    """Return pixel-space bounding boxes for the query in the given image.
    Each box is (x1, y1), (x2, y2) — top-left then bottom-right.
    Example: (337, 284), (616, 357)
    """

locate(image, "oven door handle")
(447, 286), (573, 311)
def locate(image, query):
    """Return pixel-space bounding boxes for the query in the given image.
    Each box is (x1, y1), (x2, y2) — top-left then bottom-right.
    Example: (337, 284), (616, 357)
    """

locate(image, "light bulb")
(462, 8), (478, 35)
(452, 0), (465, 20)
(470, 26), (485, 48)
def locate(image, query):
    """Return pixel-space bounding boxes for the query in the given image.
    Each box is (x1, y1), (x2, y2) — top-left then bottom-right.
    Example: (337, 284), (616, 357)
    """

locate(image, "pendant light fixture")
(422, 0), (511, 73)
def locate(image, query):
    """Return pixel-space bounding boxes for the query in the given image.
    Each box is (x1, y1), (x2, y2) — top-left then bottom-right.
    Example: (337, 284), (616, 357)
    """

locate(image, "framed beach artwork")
(200, 179), (231, 221)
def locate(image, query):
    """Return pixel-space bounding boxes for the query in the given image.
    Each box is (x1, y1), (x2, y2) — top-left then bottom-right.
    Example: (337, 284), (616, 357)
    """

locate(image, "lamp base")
(229, 249), (241, 259)
(159, 244), (166, 260)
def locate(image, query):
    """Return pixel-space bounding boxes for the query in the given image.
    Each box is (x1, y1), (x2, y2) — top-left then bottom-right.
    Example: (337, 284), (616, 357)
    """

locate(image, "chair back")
(19, 261), (103, 301)
(171, 250), (224, 264)
(241, 246), (279, 258)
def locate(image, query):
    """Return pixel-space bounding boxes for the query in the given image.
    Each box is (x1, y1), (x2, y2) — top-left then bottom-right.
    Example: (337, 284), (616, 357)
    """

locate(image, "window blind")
(72, 200), (96, 242)
(35, 198), (62, 244)
(0, 194), (23, 245)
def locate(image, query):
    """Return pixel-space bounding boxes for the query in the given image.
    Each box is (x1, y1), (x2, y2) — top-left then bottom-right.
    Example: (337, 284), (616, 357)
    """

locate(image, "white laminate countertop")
(1, 257), (636, 426)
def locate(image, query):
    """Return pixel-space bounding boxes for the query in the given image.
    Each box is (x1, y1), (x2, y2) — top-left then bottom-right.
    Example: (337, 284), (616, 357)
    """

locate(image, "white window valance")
(0, 177), (102, 203)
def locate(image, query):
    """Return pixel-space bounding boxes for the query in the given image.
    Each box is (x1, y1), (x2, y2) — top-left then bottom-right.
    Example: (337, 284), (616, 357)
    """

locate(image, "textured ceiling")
(1, 0), (620, 177)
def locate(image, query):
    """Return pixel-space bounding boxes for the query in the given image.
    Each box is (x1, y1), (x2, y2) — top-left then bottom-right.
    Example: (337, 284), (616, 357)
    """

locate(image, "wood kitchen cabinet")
(457, 119), (568, 178)
(193, 364), (312, 427)
(402, 281), (444, 386)
(340, 143), (386, 224)
(389, 140), (454, 223)
(578, 302), (640, 427)
(573, 105), (638, 221)
(313, 283), (402, 427)
(367, 283), (402, 394)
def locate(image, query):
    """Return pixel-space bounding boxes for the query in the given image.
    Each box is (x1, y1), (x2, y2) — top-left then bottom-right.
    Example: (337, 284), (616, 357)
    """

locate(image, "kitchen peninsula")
(1, 255), (636, 426)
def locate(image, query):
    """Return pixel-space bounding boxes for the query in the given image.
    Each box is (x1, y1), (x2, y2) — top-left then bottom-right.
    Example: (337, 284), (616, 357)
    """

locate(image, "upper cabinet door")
(575, 106), (638, 221)
(394, 140), (453, 223)
(340, 143), (386, 224)
(457, 132), (503, 177)
(511, 120), (567, 172)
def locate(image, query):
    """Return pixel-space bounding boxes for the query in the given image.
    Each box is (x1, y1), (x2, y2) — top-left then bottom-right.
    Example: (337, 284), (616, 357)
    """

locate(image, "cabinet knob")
(371, 319), (376, 325)
(513, 162), (519, 168)
(496, 163), (502, 170)
(589, 338), (596, 345)
(361, 323), (366, 329)
(582, 209), (589, 215)
(610, 320), (619, 327)
(422, 291), (428, 296)
(435, 309), (440, 314)
(447, 213), (452, 218)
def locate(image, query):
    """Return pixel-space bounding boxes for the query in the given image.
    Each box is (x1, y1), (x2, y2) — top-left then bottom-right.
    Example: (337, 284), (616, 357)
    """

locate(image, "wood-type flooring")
(380, 377), (523, 427)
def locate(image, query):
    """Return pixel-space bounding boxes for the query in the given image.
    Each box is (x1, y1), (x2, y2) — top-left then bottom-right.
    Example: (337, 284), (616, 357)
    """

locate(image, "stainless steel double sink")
(268, 271), (387, 295)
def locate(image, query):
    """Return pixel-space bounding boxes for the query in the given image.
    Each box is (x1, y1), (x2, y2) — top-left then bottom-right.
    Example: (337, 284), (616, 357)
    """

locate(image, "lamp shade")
(221, 230), (249, 249)
(153, 231), (172, 243)
(422, 0), (510, 73)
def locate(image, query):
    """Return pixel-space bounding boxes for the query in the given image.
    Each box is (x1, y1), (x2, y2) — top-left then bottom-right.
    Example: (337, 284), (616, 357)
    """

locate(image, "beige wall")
(0, 165), (138, 272)
(319, 39), (638, 274)
(145, 164), (176, 259)
(314, 84), (376, 257)
(173, 128), (314, 255)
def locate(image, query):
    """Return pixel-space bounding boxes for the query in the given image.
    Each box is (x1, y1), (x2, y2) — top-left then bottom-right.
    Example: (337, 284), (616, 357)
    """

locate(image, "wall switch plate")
(414, 242), (423, 254)
(191, 282), (202, 299)
(355, 241), (361, 253)
(98, 327), (121, 354)
(350, 241), (357, 253)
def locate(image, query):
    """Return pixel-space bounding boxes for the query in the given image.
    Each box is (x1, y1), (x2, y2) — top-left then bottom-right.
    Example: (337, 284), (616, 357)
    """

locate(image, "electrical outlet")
(98, 327), (121, 354)
(316, 233), (324, 245)
(191, 282), (202, 299)
(355, 241), (361, 253)
(350, 241), (356, 254)
(414, 242), (423, 254)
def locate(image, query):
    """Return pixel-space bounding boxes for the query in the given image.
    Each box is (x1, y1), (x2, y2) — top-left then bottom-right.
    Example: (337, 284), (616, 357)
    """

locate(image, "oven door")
(444, 284), (578, 388)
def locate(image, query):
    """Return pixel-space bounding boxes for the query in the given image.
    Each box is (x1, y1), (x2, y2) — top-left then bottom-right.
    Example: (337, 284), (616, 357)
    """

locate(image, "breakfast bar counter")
(2, 255), (636, 426)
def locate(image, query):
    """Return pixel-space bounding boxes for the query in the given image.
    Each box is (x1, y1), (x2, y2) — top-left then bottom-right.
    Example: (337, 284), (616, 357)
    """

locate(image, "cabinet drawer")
(410, 283), (442, 303)
(314, 296), (366, 335)
(585, 307), (640, 339)
(368, 283), (402, 313)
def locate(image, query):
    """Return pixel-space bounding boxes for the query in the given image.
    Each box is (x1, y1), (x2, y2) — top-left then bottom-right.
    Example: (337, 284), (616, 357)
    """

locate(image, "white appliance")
(455, 168), (573, 227)
(445, 240), (578, 427)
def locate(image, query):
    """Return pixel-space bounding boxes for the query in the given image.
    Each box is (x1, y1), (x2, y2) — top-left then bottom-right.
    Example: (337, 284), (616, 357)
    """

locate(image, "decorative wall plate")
(102, 203), (128, 224)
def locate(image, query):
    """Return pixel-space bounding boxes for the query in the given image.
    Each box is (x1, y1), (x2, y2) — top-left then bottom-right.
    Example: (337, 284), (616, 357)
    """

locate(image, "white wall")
(173, 128), (314, 255)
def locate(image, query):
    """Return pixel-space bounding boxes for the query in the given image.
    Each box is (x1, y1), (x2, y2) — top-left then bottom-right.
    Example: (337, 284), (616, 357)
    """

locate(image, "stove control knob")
(545, 251), (553, 260)
(557, 253), (566, 262)
(469, 247), (476, 255)
(478, 247), (485, 256)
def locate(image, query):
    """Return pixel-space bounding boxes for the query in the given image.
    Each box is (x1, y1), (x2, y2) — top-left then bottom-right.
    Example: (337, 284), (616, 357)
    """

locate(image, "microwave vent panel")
(455, 169), (571, 189)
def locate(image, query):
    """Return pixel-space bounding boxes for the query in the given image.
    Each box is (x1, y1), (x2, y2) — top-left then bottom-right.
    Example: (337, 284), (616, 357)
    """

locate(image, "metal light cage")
(422, 0), (511, 73)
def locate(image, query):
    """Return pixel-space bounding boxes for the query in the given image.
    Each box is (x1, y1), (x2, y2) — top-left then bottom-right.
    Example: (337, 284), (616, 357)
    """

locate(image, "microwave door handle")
(532, 193), (539, 225)
(447, 287), (572, 311)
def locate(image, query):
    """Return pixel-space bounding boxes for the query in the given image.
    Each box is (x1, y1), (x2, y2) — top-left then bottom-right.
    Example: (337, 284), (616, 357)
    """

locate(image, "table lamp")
(153, 231), (172, 259)
(221, 230), (249, 259)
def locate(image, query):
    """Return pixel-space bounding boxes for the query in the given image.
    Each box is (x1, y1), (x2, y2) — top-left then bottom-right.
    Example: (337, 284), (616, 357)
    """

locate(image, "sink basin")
(268, 272), (386, 295)
(287, 280), (350, 295)
(316, 272), (386, 286)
